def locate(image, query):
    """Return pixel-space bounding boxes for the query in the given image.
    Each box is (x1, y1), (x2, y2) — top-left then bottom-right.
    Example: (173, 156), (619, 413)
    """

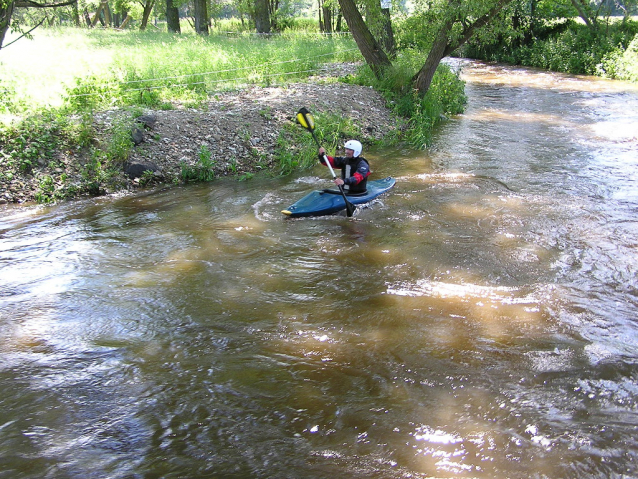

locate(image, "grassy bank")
(0, 27), (466, 204)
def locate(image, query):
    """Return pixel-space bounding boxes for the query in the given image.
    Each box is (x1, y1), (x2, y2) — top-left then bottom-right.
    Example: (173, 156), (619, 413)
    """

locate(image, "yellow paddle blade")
(296, 108), (314, 131)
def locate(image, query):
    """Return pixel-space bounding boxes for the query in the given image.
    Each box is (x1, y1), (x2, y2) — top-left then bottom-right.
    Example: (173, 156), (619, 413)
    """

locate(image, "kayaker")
(318, 140), (370, 194)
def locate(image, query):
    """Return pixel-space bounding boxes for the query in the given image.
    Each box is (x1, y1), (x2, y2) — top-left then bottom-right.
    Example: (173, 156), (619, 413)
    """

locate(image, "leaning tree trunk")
(166, 0), (180, 33)
(569, 0), (596, 30)
(413, 19), (454, 95)
(139, 0), (155, 30)
(414, 0), (513, 95)
(338, 0), (391, 79)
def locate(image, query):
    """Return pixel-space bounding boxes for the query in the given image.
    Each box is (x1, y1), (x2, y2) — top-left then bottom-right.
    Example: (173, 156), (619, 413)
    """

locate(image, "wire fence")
(65, 47), (362, 99)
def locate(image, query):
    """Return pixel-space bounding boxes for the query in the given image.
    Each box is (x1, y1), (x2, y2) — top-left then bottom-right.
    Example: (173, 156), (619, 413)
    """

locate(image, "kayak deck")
(282, 177), (395, 218)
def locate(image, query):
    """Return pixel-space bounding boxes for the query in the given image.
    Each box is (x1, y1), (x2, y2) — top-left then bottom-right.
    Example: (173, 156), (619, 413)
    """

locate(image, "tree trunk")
(166, 0), (180, 33)
(379, 7), (395, 58)
(569, 0), (596, 30)
(0, 0), (16, 49)
(193, 0), (208, 34)
(414, 0), (513, 95)
(72, 0), (80, 26)
(322, 5), (332, 33)
(103, 1), (112, 26)
(318, 0), (324, 31)
(254, 0), (270, 33)
(139, 0), (155, 30)
(268, 0), (278, 31)
(338, 0), (391, 78)
(413, 19), (454, 95)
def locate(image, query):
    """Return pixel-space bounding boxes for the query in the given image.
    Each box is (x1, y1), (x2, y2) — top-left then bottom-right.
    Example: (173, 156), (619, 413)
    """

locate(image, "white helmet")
(344, 140), (362, 157)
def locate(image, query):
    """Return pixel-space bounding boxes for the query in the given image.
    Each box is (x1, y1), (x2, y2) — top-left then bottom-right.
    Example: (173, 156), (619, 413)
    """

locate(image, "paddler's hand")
(318, 147), (327, 163)
(334, 178), (345, 186)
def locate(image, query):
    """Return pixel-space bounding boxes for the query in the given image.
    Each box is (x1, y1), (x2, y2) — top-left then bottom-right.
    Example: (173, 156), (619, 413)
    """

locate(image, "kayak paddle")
(296, 107), (356, 217)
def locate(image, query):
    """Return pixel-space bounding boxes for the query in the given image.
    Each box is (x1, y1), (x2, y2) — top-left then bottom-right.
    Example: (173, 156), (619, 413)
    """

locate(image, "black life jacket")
(341, 156), (369, 194)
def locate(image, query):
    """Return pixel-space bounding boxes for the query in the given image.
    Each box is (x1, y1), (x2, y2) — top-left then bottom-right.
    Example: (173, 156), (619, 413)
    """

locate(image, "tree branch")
(15, 0), (76, 8)
(1, 15), (45, 49)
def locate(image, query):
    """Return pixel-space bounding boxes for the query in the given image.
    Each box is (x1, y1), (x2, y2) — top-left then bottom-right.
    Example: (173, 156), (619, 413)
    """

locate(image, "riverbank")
(0, 72), (400, 206)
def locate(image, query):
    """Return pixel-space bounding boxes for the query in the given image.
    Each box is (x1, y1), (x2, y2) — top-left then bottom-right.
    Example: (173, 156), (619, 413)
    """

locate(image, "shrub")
(180, 145), (217, 182)
(345, 57), (467, 149)
(462, 17), (638, 78)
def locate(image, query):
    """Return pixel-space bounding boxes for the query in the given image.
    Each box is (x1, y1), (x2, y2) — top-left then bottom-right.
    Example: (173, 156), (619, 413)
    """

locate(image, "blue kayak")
(281, 177), (396, 218)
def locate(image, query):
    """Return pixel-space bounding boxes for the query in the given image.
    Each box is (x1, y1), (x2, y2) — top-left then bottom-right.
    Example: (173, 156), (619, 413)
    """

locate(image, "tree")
(319, 0), (342, 33)
(378, 0), (395, 58)
(338, 0), (392, 78)
(193, 0), (209, 34)
(339, 0), (514, 94)
(254, 0), (270, 33)
(318, 0), (333, 32)
(137, 0), (155, 29)
(413, 0), (513, 94)
(166, 0), (180, 32)
(1, 0), (76, 49)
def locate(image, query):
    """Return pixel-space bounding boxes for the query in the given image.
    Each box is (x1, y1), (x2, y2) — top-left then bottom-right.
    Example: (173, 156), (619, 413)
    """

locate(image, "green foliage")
(139, 169), (158, 186)
(105, 118), (135, 166)
(81, 154), (113, 196)
(34, 174), (81, 204)
(34, 175), (56, 204)
(344, 56), (467, 149)
(393, 13), (438, 51)
(462, 14), (638, 79)
(599, 34), (638, 81)
(65, 75), (119, 111)
(0, 110), (62, 174)
(180, 144), (217, 182)
(274, 124), (310, 176)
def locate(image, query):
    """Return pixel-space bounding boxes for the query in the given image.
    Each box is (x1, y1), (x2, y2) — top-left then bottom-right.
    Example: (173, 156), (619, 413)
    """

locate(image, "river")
(1, 60), (637, 478)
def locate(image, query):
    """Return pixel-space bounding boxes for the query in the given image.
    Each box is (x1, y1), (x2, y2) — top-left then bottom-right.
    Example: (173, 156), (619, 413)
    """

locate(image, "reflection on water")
(1, 61), (638, 477)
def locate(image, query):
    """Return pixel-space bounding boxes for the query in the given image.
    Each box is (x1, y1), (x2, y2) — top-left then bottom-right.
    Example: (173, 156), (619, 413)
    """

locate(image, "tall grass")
(0, 27), (361, 114)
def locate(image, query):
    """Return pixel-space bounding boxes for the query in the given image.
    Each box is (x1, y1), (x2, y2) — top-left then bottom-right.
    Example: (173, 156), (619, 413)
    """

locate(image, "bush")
(345, 57), (466, 149)
(0, 110), (63, 174)
(462, 17), (638, 78)
(598, 33), (638, 81)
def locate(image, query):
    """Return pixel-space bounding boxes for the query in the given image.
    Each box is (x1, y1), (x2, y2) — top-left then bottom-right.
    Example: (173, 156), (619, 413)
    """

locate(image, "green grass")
(0, 27), (361, 115)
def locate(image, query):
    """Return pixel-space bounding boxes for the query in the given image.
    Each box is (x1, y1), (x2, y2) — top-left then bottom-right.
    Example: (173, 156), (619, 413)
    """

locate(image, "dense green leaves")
(462, 14), (638, 78)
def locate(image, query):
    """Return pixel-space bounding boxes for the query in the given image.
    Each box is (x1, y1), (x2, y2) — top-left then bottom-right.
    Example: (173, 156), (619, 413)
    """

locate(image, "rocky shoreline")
(1, 68), (401, 206)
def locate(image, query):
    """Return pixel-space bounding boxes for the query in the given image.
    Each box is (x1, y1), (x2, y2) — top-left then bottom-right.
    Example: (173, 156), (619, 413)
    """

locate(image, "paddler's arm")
(318, 148), (344, 186)
(318, 147), (329, 163)
(318, 147), (336, 164)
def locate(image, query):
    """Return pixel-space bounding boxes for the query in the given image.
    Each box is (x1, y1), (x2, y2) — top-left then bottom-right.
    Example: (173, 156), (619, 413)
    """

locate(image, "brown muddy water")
(1, 60), (638, 478)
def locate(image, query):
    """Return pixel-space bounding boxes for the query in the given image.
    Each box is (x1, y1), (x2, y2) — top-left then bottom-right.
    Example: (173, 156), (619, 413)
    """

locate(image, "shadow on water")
(1, 60), (638, 478)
